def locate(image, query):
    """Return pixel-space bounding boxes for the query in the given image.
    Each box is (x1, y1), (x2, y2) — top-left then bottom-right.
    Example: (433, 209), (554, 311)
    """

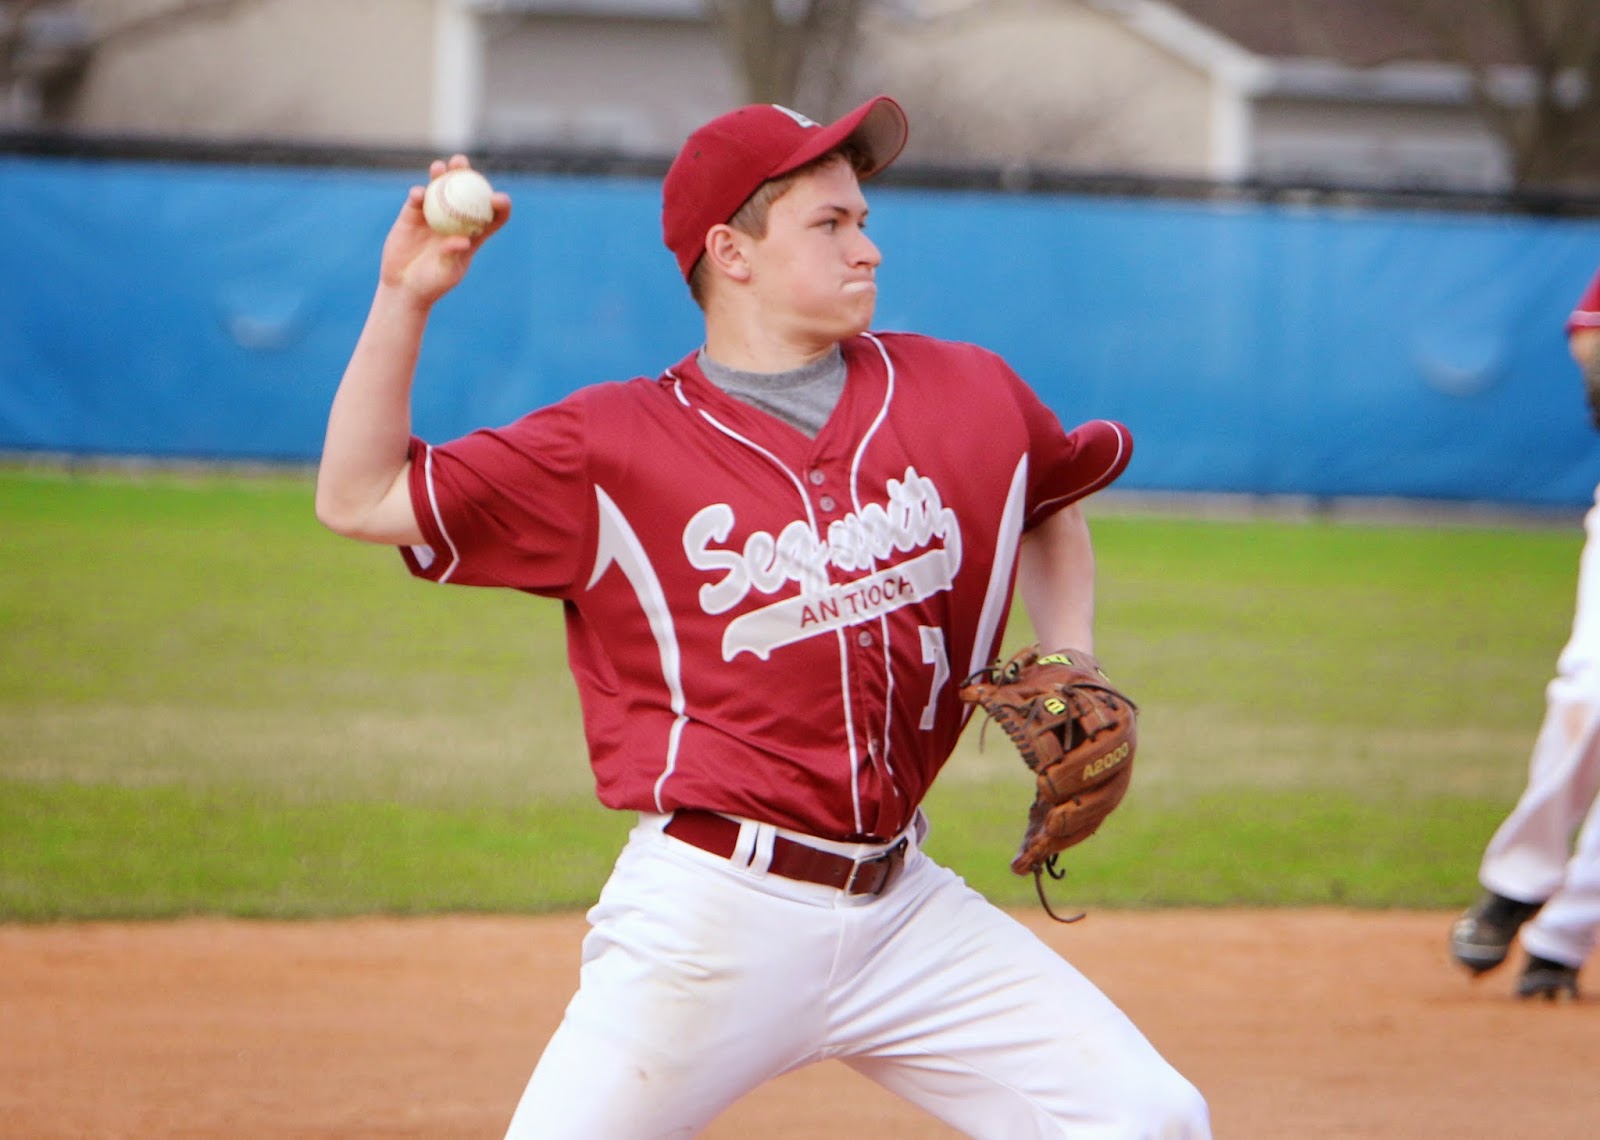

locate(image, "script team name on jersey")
(683, 465), (962, 661)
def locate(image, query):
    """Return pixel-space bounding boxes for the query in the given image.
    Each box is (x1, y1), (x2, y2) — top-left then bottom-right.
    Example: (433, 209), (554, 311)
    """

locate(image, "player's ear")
(703, 224), (753, 284)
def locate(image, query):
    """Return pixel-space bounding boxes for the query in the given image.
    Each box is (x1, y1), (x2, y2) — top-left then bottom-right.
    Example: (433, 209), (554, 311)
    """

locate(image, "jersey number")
(918, 626), (950, 730)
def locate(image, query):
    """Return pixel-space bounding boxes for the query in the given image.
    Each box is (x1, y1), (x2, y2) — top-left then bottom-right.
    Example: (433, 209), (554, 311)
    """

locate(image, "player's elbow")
(315, 469), (421, 546)
(314, 478), (382, 541)
(314, 484), (363, 538)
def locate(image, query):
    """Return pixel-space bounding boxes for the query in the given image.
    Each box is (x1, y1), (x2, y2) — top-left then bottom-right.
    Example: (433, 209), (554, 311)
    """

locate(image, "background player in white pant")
(1450, 266), (1600, 1001)
(316, 94), (1210, 1137)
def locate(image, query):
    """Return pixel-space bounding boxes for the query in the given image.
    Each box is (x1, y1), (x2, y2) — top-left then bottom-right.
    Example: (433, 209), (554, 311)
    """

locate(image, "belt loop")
(729, 819), (756, 869)
(745, 821), (776, 875)
(639, 812), (672, 835)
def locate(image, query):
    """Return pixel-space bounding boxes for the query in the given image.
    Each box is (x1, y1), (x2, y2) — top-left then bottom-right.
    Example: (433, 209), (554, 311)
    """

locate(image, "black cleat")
(1516, 955), (1580, 1001)
(1449, 890), (1543, 975)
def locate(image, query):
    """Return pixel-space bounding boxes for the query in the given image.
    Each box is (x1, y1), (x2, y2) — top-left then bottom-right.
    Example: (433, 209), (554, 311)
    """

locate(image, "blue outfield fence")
(4, 153), (1600, 506)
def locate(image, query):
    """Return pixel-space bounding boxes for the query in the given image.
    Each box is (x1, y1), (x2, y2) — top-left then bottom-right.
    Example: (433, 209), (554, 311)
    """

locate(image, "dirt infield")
(1, 909), (1592, 1139)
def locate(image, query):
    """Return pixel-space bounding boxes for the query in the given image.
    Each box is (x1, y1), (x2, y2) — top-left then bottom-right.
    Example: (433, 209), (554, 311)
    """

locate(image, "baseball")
(423, 168), (496, 237)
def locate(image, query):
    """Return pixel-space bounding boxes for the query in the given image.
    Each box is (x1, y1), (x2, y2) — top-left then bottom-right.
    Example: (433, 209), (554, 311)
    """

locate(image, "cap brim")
(774, 96), (909, 183)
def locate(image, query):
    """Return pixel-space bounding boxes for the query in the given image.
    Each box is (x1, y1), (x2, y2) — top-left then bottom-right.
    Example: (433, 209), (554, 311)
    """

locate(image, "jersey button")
(808, 469), (826, 486)
(819, 495), (836, 512)
(857, 630), (874, 647)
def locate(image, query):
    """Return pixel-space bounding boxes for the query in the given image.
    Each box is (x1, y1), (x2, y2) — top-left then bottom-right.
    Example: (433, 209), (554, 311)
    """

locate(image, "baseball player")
(1450, 266), (1600, 1000)
(317, 95), (1209, 1137)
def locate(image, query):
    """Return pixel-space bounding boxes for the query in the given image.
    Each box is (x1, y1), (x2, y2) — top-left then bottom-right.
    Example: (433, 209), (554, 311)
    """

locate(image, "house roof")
(1158, 0), (1518, 68)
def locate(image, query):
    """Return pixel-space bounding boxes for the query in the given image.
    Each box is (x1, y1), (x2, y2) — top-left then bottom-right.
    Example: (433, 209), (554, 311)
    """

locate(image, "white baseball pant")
(503, 812), (1209, 1139)
(1479, 488), (1600, 969)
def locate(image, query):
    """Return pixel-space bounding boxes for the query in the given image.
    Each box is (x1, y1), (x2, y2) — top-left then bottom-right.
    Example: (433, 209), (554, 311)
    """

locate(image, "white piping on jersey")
(832, 624), (863, 835)
(671, 364), (875, 837)
(850, 335), (895, 497)
(1029, 419), (1130, 518)
(963, 455), (1031, 728)
(855, 332), (902, 810)
(418, 444), (463, 584)
(588, 485), (689, 812)
(683, 408), (821, 548)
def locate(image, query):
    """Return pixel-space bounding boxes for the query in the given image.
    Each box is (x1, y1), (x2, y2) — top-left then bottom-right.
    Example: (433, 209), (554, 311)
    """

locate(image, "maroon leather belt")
(664, 809), (910, 897)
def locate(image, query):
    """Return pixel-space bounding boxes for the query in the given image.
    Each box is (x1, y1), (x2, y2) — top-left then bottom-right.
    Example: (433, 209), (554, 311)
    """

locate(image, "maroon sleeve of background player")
(1568, 267), (1600, 333)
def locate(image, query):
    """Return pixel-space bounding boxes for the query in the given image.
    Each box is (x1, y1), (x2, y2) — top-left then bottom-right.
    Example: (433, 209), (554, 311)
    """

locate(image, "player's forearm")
(1016, 504), (1096, 653)
(314, 284), (431, 542)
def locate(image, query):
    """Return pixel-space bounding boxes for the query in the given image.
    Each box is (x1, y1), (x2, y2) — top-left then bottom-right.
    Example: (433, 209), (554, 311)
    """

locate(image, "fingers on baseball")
(483, 193), (512, 236)
(418, 157), (510, 239)
(430, 154), (473, 178)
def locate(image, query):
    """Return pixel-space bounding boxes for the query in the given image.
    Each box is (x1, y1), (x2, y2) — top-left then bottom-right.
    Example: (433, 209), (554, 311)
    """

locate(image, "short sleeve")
(1568, 269), (1600, 334)
(400, 396), (594, 595)
(1002, 370), (1132, 529)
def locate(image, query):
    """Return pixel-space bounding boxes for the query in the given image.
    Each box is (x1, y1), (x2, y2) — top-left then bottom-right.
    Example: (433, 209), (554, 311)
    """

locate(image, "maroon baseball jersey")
(1569, 269), (1600, 334)
(402, 331), (1131, 841)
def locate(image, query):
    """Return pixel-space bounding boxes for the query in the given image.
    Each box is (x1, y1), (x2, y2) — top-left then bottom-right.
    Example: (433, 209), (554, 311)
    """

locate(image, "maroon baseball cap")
(662, 96), (910, 280)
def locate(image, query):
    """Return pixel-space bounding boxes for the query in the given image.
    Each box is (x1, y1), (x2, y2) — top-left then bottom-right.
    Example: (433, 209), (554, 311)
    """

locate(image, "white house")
(2, 0), (1571, 193)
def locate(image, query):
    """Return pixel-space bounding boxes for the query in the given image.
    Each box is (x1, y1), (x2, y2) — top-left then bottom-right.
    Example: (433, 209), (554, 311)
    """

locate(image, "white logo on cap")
(770, 105), (819, 129)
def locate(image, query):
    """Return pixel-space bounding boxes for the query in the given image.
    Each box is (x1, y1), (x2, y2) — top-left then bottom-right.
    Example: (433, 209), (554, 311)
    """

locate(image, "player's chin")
(838, 285), (878, 332)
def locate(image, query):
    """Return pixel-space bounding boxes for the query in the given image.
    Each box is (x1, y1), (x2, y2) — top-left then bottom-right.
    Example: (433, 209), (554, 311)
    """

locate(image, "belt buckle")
(843, 836), (909, 896)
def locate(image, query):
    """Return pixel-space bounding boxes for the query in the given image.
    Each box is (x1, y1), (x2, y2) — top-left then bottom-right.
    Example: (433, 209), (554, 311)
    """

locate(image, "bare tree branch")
(1379, 0), (1600, 190)
(703, 0), (869, 115)
(3, 0), (262, 125)
(94, 0), (258, 46)
(3, 0), (62, 85)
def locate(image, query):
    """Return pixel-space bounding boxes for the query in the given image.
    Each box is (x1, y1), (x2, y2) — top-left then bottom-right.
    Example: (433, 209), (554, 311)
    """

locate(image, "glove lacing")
(1034, 856), (1086, 924)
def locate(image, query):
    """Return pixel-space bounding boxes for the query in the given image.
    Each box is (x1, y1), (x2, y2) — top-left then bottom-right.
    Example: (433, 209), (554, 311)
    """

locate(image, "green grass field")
(0, 466), (1582, 918)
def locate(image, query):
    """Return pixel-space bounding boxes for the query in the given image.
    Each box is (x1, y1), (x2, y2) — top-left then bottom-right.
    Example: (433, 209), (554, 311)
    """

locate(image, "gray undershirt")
(697, 346), (846, 439)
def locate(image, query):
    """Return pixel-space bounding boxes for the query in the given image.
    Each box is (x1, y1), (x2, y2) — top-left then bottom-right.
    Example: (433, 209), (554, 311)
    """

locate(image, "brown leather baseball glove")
(960, 645), (1137, 922)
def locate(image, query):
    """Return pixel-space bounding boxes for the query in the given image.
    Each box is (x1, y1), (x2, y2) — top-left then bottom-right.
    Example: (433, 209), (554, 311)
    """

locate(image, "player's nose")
(852, 229), (882, 268)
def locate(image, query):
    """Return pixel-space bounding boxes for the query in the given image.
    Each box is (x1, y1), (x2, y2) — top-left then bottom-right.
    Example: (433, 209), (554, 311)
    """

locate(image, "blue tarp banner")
(4, 155), (1598, 505)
